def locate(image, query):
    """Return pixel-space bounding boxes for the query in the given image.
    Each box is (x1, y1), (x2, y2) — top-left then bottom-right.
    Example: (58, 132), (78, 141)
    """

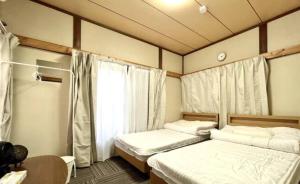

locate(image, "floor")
(70, 157), (149, 184)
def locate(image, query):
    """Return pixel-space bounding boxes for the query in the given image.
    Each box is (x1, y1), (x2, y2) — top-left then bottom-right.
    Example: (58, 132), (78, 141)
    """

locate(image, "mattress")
(148, 140), (300, 184)
(115, 129), (208, 161)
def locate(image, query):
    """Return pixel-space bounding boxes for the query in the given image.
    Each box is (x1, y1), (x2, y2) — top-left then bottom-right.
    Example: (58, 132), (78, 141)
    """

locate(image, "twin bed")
(114, 113), (300, 184)
(115, 112), (219, 173)
(148, 115), (300, 184)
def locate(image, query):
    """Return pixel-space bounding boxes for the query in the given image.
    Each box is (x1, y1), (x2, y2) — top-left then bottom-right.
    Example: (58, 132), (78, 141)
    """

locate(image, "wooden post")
(159, 48), (162, 69)
(259, 23), (268, 54)
(73, 16), (81, 49)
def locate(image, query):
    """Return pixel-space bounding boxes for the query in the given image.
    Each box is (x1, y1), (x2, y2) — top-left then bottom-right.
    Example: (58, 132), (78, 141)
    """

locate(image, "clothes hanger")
(0, 20), (7, 34)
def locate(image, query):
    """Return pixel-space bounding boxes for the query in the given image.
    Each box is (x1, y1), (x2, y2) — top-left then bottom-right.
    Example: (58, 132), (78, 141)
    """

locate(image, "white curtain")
(219, 56), (269, 127)
(181, 67), (220, 113)
(125, 66), (149, 133)
(181, 56), (269, 128)
(94, 61), (128, 161)
(148, 69), (166, 130)
(0, 33), (18, 141)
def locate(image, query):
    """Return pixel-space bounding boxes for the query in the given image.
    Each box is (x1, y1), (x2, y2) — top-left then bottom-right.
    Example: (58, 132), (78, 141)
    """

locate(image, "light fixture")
(199, 5), (207, 14)
(162, 0), (185, 5)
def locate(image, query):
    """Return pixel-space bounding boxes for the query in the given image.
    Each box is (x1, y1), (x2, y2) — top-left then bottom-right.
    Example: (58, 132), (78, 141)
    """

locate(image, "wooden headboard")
(182, 112), (219, 122)
(228, 114), (300, 129)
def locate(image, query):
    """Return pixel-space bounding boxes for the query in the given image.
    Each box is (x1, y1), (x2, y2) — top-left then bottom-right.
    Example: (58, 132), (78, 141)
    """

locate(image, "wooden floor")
(70, 157), (149, 184)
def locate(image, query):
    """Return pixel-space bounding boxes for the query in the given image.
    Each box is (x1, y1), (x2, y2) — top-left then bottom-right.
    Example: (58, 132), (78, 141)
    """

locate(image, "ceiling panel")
(197, 0), (261, 33)
(90, 0), (210, 49)
(33, 0), (300, 55)
(143, 0), (232, 42)
(248, 0), (300, 21)
(40, 0), (193, 54)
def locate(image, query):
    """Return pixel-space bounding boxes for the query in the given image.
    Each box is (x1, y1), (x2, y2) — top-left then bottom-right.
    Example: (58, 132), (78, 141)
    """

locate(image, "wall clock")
(217, 52), (226, 62)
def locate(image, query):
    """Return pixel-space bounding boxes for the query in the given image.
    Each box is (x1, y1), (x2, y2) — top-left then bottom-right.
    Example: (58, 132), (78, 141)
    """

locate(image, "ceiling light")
(162, 0), (185, 5)
(199, 5), (207, 14)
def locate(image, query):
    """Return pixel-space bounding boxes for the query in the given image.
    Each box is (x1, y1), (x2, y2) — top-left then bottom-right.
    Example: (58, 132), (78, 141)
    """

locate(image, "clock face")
(217, 52), (226, 61)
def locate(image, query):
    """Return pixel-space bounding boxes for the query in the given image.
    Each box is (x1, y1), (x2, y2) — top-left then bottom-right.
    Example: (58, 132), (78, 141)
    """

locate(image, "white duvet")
(115, 129), (207, 159)
(148, 140), (300, 184)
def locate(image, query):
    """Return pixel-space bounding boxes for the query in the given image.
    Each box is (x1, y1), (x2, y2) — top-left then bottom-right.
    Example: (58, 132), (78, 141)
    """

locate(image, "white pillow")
(211, 129), (300, 154)
(269, 127), (300, 141)
(164, 120), (217, 135)
(210, 130), (300, 154)
(222, 125), (273, 138)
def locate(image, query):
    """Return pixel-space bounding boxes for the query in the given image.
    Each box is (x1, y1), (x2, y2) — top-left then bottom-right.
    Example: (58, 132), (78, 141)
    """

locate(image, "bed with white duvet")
(148, 125), (300, 184)
(115, 119), (217, 161)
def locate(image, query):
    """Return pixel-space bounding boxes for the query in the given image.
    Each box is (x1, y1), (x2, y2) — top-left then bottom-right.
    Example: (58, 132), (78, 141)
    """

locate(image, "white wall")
(1, 0), (73, 157)
(12, 47), (70, 157)
(0, 0), (73, 46)
(81, 20), (159, 68)
(162, 50), (182, 122)
(268, 10), (300, 116)
(184, 28), (259, 73)
(183, 10), (300, 117)
(1, 0), (183, 157)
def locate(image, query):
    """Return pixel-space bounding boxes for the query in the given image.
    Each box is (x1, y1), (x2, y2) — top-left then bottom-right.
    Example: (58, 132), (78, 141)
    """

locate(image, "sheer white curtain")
(0, 33), (18, 141)
(148, 69), (166, 130)
(181, 56), (269, 128)
(94, 61), (128, 161)
(125, 66), (149, 133)
(219, 56), (269, 127)
(181, 67), (220, 113)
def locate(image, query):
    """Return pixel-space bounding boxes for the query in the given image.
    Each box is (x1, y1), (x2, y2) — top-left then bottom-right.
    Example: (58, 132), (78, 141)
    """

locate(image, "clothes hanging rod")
(0, 60), (71, 72)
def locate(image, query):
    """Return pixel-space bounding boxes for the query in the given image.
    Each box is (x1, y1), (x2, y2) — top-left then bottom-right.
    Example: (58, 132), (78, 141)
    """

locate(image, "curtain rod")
(183, 43), (300, 76)
(0, 60), (71, 72)
(72, 49), (151, 71)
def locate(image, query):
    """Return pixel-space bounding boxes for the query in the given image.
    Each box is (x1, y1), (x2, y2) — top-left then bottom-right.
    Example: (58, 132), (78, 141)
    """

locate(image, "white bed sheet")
(148, 140), (300, 184)
(115, 129), (208, 161)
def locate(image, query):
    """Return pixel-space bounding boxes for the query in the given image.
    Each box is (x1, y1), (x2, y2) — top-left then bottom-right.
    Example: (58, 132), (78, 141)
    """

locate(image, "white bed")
(149, 140), (300, 184)
(115, 129), (208, 161)
(114, 112), (219, 173)
(148, 114), (300, 184)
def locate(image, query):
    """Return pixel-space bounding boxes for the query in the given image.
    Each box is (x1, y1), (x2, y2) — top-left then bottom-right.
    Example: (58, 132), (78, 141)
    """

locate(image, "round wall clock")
(217, 52), (226, 62)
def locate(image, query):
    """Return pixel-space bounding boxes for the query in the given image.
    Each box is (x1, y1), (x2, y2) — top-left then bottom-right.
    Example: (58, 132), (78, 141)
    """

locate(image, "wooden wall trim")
(183, 43), (300, 76)
(262, 43), (300, 60)
(17, 35), (182, 78)
(17, 35), (72, 55)
(184, 6), (300, 56)
(166, 71), (182, 79)
(158, 48), (162, 69)
(73, 16), (81, 49)
(259, 23), (268, 54)
(30, 0), (183, 56)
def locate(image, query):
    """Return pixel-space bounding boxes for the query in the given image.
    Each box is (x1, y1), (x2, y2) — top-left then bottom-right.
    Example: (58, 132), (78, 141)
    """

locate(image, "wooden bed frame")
(115, 112), (219, 174)
(150, 114), (300, 183)
(228, 114), (300, 129)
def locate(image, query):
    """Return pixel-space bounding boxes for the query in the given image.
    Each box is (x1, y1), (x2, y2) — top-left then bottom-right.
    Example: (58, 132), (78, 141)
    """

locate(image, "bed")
(148, 114), (300, 184)
(114, 112), (219, 173)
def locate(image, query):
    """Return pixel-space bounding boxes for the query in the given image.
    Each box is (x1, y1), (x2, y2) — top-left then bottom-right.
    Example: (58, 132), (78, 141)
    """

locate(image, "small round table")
(15, 155), (68, 184)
